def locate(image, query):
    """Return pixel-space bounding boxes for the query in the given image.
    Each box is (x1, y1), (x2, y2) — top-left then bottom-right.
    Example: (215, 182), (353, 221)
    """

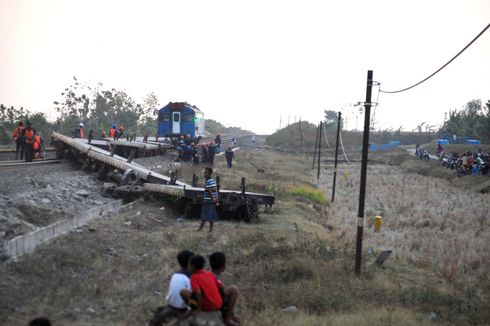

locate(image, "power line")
(380, 23), (490, 94)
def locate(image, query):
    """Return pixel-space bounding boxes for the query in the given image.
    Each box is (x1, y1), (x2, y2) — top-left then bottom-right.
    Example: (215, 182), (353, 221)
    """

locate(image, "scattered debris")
(76, 190), (90, 198)
(375, 250), (392, 266)
(428, 312), (437, 321)
(281, 305), (298, 313)
(148, 216), (164, 224)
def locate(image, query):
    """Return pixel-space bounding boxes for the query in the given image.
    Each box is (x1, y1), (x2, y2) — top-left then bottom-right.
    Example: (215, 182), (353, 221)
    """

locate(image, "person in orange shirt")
(24, 122), (35, 162)
(33, 133), (44, 159)
(110, 125), (117, 139)
(11, 121), (25, 160)
(75, 122), (84, 138)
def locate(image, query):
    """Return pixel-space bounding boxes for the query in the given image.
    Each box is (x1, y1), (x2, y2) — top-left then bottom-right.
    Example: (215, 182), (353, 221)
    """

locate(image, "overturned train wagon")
(51, 132), (274, 222)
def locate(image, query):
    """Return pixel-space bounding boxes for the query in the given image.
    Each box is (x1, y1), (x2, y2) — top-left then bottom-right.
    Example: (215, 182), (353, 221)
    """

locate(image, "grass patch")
(287, 185), (326, 204)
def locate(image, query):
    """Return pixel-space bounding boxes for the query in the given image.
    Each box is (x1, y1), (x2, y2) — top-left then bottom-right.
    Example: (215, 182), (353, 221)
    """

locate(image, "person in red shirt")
(180, 255), (223, 314)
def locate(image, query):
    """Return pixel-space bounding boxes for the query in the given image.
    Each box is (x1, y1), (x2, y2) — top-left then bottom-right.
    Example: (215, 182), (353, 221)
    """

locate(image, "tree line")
(323, 98), (490, 143)
(0, 77), (160, 144)
(440, 99), (490, 143)
(1, 80), (488, 145)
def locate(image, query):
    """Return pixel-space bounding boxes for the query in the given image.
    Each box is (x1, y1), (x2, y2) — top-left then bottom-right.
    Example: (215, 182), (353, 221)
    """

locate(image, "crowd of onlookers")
(415, 144), (489, 176)
(173, 134), (237, 168)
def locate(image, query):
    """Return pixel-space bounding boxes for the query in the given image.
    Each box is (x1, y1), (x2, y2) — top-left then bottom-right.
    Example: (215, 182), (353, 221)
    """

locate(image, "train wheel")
(245, 198), (259, 223)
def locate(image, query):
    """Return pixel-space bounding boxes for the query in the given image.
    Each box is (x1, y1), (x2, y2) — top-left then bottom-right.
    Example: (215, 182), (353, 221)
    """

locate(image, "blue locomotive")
(157, 102), (205, 138)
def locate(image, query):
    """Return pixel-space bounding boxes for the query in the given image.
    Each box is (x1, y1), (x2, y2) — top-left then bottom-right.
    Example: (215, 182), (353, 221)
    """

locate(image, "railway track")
(0, 158), (61, 168)
(0, 148), (57, 161)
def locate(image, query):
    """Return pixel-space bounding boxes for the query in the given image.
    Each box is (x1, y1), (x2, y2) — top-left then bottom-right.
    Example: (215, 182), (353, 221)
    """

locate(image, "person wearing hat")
(78, 122), (84, 138)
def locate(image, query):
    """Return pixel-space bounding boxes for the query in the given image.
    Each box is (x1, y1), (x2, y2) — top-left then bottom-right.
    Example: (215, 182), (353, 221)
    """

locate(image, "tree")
(0, 105), (53, 144)
(138, 93), (160, 135)
(440, 99), (489, 141)
(324, 110), (343, 131)
(54, 78), (146, 136)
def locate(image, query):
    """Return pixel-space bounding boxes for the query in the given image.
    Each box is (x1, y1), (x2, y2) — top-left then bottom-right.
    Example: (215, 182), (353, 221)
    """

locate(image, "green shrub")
(287, 185), (326, 204)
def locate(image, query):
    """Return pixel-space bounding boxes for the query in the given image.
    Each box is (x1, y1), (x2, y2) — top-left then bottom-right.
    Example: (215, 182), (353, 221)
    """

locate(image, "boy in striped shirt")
(197, 167), (218, 232)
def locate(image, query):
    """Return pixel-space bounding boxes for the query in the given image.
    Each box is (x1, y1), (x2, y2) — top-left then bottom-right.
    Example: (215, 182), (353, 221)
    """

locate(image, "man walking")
(225, 146), (235, 168)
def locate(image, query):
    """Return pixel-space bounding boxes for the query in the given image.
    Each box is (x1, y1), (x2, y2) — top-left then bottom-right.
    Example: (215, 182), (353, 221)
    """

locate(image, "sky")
(1, 0), (489, 134)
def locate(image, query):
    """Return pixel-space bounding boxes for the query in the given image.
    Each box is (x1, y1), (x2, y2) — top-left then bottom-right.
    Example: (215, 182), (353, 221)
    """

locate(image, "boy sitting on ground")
(149, 250), (194, 326)
(210, 252), (241, 326)
(180, 255), (223, 318)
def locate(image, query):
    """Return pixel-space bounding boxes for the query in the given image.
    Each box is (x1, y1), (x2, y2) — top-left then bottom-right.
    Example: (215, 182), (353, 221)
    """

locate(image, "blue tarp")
(465, 139), (481, 145)
(370, 140), (401, 151)
(437, 139), (450, 145)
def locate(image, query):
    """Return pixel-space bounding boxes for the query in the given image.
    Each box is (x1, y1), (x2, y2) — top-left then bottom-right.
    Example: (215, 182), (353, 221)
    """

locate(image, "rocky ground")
(0, 162), (114, 241)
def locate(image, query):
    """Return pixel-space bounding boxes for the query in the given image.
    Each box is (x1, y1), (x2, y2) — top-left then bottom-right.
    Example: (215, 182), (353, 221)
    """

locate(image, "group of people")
(73, 123), (147, 145)
(150, 250), (240, 326)
(174, 134), (236, 168)
(416, 144), (489, 176)
(12, 121), (45, 162)
(439, 146), (489, 176)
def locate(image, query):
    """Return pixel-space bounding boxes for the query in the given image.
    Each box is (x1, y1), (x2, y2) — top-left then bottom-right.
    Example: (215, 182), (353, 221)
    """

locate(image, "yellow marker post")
(374, 215), (382, 232)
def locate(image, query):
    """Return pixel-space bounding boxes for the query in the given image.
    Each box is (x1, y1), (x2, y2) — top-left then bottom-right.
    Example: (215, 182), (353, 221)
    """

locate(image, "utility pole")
(299, 118), (303, 154)
(355, 70), (373, 276)
(279, 116), (282, 129)
(312, 122), (320, 169)
(317, 121), (323, 180)
(331, 112), (341, 202)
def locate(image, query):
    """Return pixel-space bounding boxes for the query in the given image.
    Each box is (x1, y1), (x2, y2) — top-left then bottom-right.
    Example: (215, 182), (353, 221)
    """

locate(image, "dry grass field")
(321, 161), (489, 295)
(0, 147), (488, 325)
